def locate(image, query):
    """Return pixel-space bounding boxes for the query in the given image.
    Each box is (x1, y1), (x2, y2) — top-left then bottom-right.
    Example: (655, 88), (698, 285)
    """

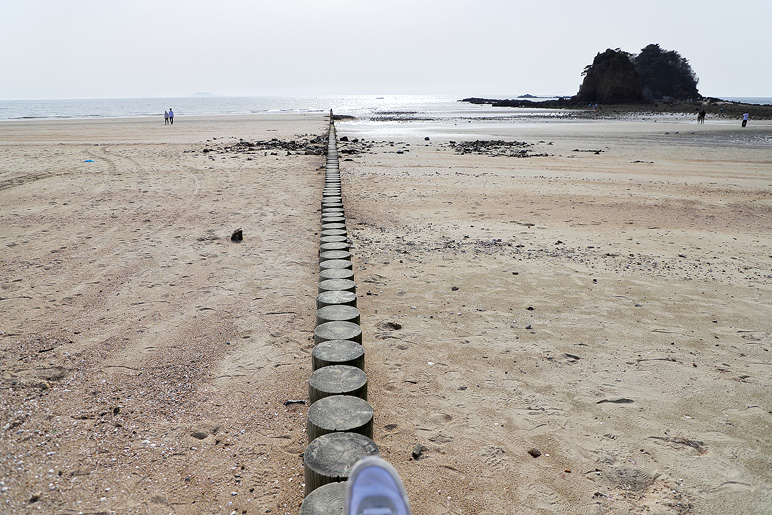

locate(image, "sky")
(3, 0), (770, 100)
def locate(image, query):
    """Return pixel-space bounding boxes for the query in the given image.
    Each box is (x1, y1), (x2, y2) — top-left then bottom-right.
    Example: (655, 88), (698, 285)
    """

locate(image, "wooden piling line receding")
(300, 112), (388, 513)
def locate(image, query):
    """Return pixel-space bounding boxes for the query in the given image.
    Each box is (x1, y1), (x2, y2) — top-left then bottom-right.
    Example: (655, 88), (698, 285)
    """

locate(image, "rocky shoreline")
(462, 97), (772, 119)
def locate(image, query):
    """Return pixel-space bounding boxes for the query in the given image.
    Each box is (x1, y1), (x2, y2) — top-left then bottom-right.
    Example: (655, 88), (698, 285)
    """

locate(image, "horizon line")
(1, 92), (770, 102)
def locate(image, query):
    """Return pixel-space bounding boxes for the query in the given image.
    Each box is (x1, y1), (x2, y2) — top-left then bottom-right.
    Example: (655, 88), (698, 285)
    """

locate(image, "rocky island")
(464, 44), (772, 119)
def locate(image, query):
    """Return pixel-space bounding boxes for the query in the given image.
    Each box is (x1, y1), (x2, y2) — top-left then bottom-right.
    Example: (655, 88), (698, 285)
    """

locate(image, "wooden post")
(316, 290), (357, 309)
(308, 364), (367, 403)
(314, 321), (362, 344)
(300, 481), (346, 515)
(307, 395), (374, 443)
(312, 340), (365, 371)
(304, 432), (378, 496)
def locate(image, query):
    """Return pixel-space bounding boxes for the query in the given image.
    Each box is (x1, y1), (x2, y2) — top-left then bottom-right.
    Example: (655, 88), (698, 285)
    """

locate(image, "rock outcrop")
(576, 49), (644, 104)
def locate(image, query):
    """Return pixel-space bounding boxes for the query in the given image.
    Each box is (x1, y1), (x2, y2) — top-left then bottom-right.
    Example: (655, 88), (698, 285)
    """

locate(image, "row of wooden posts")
(299, 113), (383, 513)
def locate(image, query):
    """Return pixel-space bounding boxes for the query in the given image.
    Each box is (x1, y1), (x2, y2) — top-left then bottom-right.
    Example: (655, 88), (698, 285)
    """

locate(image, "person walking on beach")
(164, 110), (169, 125)
(169, 108), (174, 125)
(697, 110), (706, 124)
(742, 112), (749, 127)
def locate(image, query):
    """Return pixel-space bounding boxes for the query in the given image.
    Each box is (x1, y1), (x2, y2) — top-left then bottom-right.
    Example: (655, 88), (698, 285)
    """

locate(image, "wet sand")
(1, 113), (770, 514)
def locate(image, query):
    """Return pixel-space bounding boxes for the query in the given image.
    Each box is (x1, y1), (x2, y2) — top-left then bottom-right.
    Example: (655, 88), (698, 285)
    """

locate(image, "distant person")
(742, 112), (749, 127)
(697, 110), (706, 124)
(169, 108), (174, 125)
(164, 110), (169, 125)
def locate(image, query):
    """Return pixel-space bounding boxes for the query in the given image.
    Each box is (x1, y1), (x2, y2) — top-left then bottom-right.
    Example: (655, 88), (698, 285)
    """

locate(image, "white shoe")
(346, 456), (411, 515)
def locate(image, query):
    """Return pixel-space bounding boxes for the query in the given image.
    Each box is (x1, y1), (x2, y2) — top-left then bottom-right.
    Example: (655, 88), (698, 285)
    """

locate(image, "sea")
(717, 97), (772, 106)
(0, 95), (489, 121)
(0, 95), (587, 122)
(0, 95), (769, 122)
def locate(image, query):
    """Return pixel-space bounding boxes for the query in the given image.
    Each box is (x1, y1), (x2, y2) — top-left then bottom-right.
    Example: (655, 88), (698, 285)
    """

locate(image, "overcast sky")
(3, 0), (770, 100)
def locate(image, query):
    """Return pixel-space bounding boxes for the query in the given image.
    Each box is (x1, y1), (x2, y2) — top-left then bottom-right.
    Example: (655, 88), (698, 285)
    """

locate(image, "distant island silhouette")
(464, 44), (772, 119)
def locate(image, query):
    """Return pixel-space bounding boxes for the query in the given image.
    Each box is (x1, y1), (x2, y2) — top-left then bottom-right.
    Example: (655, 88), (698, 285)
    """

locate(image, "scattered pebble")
(527, 448), (542, 458)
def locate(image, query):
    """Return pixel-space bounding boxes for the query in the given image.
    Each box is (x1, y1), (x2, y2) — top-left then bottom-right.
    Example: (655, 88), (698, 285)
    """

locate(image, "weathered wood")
(316, 305), (361, 326)
(318, 278), (356, 294)
(320, 223), (347, 233)
(307, 395), (374, 443)
(316, 290), (357, 310)
(321, 229), (347, 237)
(319, 259), (353, 271)
(299, 481), (346, 515)
(319, 235), (347, 244)
(308, 365), (367, 403)
(319, 268), (354, 281)
(312, 340), (364, 371)
(320, 219), (346, 228)
(314, 321), (362, 344)
(304, 432), (379, 496)
(320, 241), (349, 252)
(319, 250), (351, 263)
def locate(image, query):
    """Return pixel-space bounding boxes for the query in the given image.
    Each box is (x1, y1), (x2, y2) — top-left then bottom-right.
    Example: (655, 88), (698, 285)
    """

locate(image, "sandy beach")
(1, 114), (325, 513)
(1, 112), (771, 514)
(337, 117), (772, 514)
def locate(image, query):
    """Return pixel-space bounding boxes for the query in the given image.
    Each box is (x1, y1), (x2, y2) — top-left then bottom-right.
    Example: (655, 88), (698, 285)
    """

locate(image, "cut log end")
(307, 395), (374, 443)
(314, 321), (362, 345)
(304, 432), (379, 496)
(299, 481), (346, 515)
(308, 364), (367, 403)
(312, 339), (365, 371)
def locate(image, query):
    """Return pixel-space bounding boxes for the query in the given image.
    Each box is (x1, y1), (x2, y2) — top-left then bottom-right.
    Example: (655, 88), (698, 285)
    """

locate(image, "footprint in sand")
(430, 412), (453, 424)
(429, 433), (454, 445)
(479, 445), (509, 469)
(601, 466), (659, 492)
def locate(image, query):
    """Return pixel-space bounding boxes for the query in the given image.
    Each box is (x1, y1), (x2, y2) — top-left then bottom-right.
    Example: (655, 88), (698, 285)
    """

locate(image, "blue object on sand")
(84, 159), (94, 162)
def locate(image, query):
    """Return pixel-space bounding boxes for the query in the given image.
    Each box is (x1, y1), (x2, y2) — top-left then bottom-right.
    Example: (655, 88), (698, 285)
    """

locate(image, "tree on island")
(576, 44), (700, 104)
(634, 44), (700, 100)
